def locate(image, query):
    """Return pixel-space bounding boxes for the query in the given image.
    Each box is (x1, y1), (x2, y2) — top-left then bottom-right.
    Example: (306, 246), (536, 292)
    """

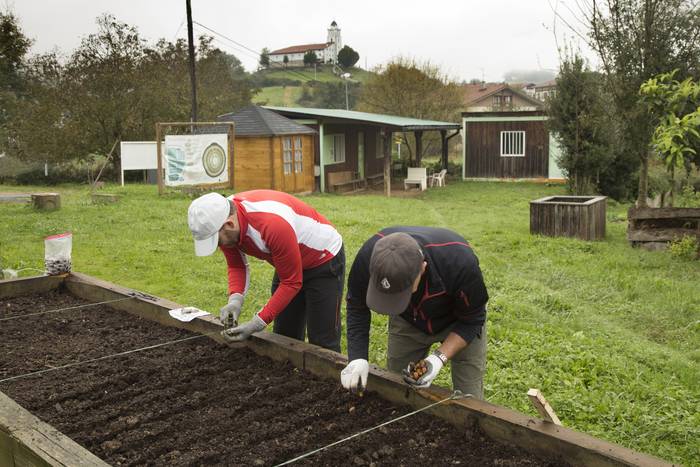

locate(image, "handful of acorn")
(407, 359), (429, 381)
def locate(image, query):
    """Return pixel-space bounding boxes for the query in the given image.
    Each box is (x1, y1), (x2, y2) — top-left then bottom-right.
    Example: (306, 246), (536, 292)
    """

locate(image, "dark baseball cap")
(366, 232), (424, 315)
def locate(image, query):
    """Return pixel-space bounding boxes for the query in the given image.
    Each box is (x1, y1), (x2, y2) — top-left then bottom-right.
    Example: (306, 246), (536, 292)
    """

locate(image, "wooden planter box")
(0, 273), (671, 466)
(627, 207), (700, 250)
(530, 196), (607, 241)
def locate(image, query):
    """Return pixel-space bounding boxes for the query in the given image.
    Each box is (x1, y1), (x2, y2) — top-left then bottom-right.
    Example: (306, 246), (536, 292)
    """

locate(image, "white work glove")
(221, 314), (266, 342)
(402, 353), (444, 388)
(220, 293), (244, 329)
(341, 359), (369, 394)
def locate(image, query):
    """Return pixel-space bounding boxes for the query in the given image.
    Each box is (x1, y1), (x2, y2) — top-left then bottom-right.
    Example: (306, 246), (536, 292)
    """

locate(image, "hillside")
(252, 65), (373, 107)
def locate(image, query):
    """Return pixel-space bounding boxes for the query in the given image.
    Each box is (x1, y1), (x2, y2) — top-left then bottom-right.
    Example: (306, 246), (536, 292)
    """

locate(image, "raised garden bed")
(1, 289), (562, 466)
(530, 196), (607, 241)
(627, 207), (700, 250)
(0, 273), (672, 466)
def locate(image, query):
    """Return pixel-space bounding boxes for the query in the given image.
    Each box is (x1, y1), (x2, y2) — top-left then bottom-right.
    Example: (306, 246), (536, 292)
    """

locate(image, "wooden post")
(31, 193), (60, 211)
(527, 389), (562, 425)
(440, 129), (448, 170)
(384, 129), (391, 198)
(227, 122), (235, 190)
(415, 130), (423, 167)
(156, 123), (163, 195)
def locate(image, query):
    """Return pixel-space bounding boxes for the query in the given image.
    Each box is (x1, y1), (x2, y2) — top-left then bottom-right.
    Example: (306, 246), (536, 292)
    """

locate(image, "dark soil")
(1, 290), (567, 466)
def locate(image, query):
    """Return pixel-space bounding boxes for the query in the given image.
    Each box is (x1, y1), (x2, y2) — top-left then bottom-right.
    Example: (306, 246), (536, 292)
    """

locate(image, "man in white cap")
(187, 189), (344, 351)
(340, 226), (488, 398)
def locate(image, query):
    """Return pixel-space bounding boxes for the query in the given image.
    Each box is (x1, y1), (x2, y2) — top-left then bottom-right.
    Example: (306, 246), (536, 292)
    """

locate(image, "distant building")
(533, 79), (557, 102)
(463, 83), (544, 112)
(269, 21), (343, 66)
(461, 83), (565, 181)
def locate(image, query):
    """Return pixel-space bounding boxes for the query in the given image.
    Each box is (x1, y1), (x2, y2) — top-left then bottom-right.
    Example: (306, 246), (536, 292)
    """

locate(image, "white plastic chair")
(430, 169), (447, 187)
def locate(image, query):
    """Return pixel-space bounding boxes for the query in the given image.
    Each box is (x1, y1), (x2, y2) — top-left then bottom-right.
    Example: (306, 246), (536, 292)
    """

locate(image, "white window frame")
(324, 134), (346, 165)
(500, 131), (525, 157)
(283, 137), (293, 174)
(293, 136), (303, 173)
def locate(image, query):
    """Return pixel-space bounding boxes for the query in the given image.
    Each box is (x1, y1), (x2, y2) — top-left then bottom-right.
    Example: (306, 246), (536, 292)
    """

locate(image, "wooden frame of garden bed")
(0, 272), (672, 467)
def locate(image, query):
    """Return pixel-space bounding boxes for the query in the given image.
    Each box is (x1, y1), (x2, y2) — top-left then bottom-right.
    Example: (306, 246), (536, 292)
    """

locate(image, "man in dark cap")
(340, 227), (488, 398)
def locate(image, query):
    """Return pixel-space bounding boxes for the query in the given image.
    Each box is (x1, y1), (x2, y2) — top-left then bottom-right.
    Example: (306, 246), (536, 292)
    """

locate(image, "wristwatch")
(433, 349), (448, 364)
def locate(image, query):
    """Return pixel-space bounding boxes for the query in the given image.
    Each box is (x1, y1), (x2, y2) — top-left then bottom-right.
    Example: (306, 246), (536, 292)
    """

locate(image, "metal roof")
(217, 105), (316, 137)
(263, 106), (461, 131)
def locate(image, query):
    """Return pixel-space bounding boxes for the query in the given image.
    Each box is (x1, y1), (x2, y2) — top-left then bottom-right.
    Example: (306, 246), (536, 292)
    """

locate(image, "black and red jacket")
(346, 226), (488, 361)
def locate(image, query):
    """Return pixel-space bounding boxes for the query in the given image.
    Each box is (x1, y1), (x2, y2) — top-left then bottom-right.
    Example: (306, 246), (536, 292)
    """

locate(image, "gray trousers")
(387, 316), (487, 399)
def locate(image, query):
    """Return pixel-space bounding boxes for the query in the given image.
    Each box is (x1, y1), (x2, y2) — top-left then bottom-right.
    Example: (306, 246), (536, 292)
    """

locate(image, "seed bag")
(45, 232), (72, 275)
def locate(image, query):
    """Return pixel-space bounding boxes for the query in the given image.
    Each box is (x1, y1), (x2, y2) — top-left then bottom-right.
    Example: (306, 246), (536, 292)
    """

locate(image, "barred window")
(500, 131), (525, 157)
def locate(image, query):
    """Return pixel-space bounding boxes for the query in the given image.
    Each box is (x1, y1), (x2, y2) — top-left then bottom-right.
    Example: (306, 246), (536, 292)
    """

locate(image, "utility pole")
(342, 72), (351, 110)
(186, 0), (197, 123)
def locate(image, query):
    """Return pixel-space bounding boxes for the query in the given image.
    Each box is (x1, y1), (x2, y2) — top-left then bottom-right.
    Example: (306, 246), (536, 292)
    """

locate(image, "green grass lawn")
(252, 85), (303, 107)
(1, 181), (698, 465)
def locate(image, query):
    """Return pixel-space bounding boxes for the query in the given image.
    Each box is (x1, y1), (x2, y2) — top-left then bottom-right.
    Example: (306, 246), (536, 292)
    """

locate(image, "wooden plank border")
(0, 392), (109, 467)
(1, 273), (674, 467)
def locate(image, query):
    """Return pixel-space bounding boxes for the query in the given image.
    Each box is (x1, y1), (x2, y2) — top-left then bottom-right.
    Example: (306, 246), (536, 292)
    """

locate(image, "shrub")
(669, 235), (699, 260)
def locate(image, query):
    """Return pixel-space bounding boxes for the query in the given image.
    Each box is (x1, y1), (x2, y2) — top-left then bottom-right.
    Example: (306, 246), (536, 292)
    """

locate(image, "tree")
(578, 0), (700, 204)
(259, 47), (270, 69)
(0, 11), (32, 91)
(283, 55), (289, 68)
(640, 70), (700, 203)
(303, 50), (318, 67)
(0, 11), (32, 155)
(3, 14), (254, 176)
(358, 57), (462, 165)
(547, 52), (614, 194)
(337, 45), (359, 68)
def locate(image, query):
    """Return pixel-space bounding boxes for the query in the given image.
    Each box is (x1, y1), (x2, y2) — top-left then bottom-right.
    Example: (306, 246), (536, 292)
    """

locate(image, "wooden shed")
(265, 106), (461, 194)
(462, 110), (565, 180)
(217, 105), (317, 193)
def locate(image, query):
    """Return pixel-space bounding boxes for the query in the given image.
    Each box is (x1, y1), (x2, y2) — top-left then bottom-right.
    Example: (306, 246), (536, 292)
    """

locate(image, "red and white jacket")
(220, 190), (343, 324)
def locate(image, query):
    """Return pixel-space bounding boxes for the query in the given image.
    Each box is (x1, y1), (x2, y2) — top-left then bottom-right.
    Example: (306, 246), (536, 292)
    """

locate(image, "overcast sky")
(9, 0), (596, 83)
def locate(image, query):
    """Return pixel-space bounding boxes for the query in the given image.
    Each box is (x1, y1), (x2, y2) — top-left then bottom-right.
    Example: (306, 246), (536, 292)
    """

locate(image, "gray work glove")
(221, 314), (266, 342)
(402, 354), (444, 388)
(220, 293), (244, 329)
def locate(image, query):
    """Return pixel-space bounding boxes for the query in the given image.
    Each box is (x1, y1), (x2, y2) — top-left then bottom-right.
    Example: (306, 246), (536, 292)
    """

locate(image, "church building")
(269, 21), (342, 66)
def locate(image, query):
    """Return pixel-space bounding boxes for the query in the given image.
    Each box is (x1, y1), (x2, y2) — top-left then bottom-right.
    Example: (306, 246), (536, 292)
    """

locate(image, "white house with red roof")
(269, 21), (342, 66)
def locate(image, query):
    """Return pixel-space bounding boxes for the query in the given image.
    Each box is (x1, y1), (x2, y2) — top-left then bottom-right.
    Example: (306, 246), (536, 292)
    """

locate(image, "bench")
(366, 173), (384, 187)
(404, 167), (427, 191)
(327, 171), (365, 193)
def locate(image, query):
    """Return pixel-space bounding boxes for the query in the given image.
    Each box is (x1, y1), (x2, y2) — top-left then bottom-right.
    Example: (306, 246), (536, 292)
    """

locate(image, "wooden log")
(528, 388), (562, 425)
(31, 193), (61, 211)
(90, 193), (120, 204)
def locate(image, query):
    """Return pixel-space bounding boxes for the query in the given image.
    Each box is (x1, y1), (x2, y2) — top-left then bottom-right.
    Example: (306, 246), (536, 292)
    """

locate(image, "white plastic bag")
(45, 232), (72, 275)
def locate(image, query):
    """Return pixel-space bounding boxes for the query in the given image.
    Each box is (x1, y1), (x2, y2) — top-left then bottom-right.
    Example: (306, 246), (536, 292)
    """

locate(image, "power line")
(191, 20), (320, 84)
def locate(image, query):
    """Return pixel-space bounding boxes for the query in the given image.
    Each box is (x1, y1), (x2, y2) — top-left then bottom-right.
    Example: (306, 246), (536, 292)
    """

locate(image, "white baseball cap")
(188, 193), (231, 256)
